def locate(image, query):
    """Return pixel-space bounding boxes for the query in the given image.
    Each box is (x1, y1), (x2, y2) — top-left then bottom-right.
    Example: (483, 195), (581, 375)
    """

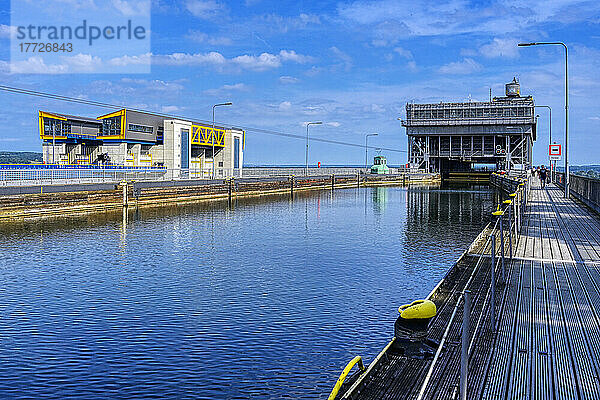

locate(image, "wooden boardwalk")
(335, 178), (600, 399)
(480, 181), (600, 399)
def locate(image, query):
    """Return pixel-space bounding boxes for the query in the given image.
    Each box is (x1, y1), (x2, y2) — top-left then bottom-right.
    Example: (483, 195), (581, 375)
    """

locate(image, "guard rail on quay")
(327, 173), (529, 400)
(554, 171), (600, 214)
(0, 167), (420, 187)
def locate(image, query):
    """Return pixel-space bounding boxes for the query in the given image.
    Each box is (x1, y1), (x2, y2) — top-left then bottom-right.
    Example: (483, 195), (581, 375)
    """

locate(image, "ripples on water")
(0, 184), (494, 399)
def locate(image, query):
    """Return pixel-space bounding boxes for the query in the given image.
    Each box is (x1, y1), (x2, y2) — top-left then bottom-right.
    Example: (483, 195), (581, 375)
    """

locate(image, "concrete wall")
(42, 142), (67, 164)
(101, 143), (128, 165)
(223, 129), (244, 175)
(163, 119), (192, 174)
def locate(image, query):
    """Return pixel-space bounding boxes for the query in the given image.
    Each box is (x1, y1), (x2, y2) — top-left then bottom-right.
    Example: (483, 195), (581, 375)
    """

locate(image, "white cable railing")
(0, 167), (426, 186)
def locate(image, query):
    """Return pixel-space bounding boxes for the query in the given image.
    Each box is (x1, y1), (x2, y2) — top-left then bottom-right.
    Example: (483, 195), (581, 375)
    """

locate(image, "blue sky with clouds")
(0, 0), (599, 165)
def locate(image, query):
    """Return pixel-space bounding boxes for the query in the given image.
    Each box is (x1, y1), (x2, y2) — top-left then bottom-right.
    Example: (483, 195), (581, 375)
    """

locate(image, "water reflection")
(0, 184), (494, 399)
(372, 186), (388, 215)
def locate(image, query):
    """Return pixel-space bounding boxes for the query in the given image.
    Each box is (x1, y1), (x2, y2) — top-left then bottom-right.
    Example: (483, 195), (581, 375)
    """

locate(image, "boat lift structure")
(402, 78), (536, 174)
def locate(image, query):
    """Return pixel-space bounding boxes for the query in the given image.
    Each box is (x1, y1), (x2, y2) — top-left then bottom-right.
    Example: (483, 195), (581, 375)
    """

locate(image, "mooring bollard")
(460, 290), (471, 400)
(490, 234), (496, 330)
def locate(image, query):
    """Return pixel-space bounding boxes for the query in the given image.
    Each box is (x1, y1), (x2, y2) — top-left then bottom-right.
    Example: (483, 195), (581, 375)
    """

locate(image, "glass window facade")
(181, 128), (189, 169)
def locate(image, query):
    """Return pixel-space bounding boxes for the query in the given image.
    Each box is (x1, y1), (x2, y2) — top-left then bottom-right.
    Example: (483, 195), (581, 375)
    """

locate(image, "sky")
(0, 0), (599, 166)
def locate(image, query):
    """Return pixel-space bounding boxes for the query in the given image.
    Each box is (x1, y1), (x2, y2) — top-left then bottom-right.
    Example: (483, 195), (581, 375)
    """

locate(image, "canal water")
(0, 185), (495, 399)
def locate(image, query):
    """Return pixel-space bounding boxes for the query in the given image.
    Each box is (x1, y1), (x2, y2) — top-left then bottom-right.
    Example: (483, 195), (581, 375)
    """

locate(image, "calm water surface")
(0, 185), (494, 399)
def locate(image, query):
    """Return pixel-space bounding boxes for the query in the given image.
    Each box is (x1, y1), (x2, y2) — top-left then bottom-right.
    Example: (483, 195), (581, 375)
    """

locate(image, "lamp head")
(518, 42), (536, 47)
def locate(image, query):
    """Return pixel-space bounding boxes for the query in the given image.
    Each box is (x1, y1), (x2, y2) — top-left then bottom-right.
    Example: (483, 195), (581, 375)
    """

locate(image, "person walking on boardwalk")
(539, 166), (547, 188)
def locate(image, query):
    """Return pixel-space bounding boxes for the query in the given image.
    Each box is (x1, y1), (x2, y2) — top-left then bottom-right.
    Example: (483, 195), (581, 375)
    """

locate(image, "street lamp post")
(305, 121), (322, 175)
(212, 102), (232, 179)
(535, 105), (552, 182)
(365, 133), (378, 170)
(519, 42), (569, 197)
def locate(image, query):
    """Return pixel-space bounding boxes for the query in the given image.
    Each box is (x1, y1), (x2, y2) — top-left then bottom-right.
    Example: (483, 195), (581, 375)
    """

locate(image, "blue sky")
(0, 0), (599, 166)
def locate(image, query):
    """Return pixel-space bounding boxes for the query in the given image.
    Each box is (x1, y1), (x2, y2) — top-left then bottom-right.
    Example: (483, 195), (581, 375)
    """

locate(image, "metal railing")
(0, 167), (429, 187)
(0, 168), (244, 186)
(416, 175), (529, 400)
(555, 172), (600, 213)
(241, 167), (414, 177)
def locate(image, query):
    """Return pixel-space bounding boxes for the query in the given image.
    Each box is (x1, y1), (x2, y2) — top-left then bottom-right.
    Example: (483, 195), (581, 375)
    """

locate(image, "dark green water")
(0, 185), (494, 399)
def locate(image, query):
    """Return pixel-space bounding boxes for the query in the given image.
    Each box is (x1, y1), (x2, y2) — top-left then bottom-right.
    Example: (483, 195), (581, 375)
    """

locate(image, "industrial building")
(39, 109), (244, 177)
(402, 78), (536, 173)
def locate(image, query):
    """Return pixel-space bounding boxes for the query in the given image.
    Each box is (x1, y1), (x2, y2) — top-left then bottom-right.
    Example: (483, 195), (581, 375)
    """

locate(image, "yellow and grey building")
(39, 109), (244, 176)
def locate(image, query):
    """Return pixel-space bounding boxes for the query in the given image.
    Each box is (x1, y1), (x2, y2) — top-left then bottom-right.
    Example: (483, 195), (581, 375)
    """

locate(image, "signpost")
(549, 144), (561, 182)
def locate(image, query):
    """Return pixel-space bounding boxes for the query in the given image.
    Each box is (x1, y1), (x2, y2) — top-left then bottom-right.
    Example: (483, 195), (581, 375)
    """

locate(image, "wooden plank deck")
(471, 180), (600, 399)
(342, 178), (600, 399)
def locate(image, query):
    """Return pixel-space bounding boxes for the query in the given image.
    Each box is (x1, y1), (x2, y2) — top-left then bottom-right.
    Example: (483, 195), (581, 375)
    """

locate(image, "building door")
(181, 128), (189, 169)
(234, 137), (240, 169)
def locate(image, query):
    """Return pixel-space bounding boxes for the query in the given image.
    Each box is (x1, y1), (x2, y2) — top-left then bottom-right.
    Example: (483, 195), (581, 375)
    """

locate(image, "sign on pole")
(549, 144), (561, 161)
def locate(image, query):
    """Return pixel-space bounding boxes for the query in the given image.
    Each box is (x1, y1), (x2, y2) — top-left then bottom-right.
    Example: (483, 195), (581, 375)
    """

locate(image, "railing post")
(505, 200), (513, 260)
(490, 235), (496, 330)
(460, 290), (471, 400)
(500, 211), (505, 282)
(357, 172), (360, 187)
(121, 181), (128, 207)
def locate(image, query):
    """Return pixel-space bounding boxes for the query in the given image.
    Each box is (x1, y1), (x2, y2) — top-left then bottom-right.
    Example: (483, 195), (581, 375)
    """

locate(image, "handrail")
(416, 176), (527, 400)
(328, 356), (366, 400)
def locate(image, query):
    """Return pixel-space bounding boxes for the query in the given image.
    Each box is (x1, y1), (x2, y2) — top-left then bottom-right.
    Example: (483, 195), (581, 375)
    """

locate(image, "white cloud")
(326, 121), (341, 127)
(330, 46), (353, 71)
(186, 0), (225, 19)
(111, 0), (150, 16)
(232, 53), (281, 70)
(161, 105), (181, 113)
(370, 104), (386, 113)
(256, 13), (322, 33)
(18, 49), (311, 73)
(393, 47), (417, 70)
(338, 0), (600, 38)
(438, 58), (482, 74)
(407, 60), (418, 72)
(186, 31), (233, 46)
(155, 51), (226, 66)
(120, 78), (185, 92)
(153, 50), (311, 71)
(279, 50), (314, 63)
(479, 38), (520, 58)
(109, 53), (152, 66)
(204, 83), (249, 95)
(63, 53), (103, 71)
(279, 75), (299, 84)
(0, 24), (16, 39)
(279, 101), (292, 110)
(2, 55), (98, 74)
(305, 66), (323, 76)
(393, 47), (413, 60)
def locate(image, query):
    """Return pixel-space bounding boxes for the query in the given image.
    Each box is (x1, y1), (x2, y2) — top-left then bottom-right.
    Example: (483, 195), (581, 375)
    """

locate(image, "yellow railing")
(328, 356), (366, 400)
